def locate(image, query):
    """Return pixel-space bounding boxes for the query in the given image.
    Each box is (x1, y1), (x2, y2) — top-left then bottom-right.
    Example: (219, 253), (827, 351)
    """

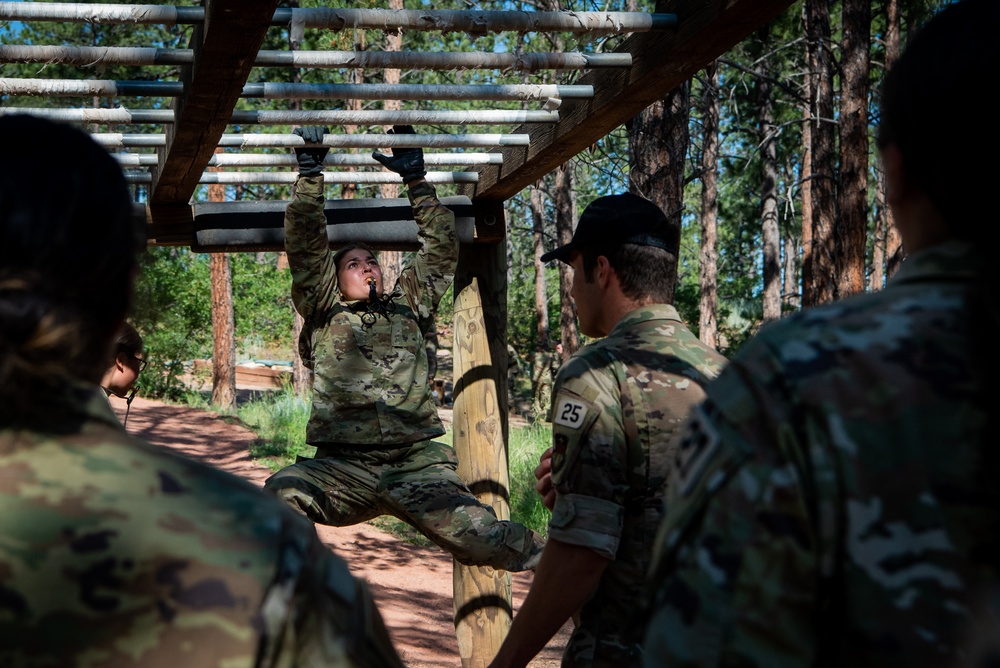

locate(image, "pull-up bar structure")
(0, 1), (796, 664)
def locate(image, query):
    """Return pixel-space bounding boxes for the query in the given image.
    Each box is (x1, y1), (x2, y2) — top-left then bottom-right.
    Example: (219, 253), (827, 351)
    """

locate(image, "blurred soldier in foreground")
(263, 125), (544, 571)
(639, 1), (999, 665)
(0, 114), (404, 668)
(488, 194), (727, 668)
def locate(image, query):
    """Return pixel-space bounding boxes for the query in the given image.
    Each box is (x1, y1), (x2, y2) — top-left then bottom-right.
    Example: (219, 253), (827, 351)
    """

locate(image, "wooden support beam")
(452, 234), (513, 666)
(150, 0), (278, 205)
(463, 0), (796, 201)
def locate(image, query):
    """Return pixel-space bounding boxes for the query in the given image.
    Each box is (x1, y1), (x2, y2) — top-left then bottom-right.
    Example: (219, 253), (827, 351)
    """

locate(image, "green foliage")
(130, 248), (213, 400)
(238, 390), (315, 472)
(130, 249), (295, 399)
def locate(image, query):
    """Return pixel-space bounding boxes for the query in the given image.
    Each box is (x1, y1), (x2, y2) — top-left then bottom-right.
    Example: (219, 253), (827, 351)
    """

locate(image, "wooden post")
(452, 218), (511, 667)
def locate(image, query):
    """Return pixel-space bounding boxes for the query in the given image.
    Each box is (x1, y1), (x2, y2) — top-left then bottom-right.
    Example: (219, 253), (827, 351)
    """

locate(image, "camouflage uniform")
(640, 242), (996, 667)
(547, 304), (727, 667)
(0, 380), (404, 668)
(265, 174), (543, 571)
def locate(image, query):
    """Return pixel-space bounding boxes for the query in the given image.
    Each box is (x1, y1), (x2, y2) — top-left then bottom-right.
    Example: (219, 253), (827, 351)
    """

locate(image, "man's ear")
(595, 255), (612, 287)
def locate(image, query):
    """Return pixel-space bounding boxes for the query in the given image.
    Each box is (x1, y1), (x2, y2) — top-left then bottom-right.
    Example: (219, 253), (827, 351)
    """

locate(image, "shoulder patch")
(553, 395), (588, 429)
(671, 403), (721, 498)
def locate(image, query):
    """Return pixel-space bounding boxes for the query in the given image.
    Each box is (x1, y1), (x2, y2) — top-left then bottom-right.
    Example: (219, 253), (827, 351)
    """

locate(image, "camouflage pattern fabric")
(269, 175), (544, 571)
(284, 175), (456, 447)
(265, 439), (544, 571)
(640, 241), (996, 668)
(546, 304), (727, 667)
(0, 380), (404, 668)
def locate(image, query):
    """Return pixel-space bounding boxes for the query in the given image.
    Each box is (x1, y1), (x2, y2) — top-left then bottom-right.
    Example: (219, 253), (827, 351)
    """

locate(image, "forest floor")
(109, 393), (571, 667)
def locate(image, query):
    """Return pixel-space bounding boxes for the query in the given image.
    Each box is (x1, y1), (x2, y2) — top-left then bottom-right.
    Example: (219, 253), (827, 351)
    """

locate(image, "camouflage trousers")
(263, 439), (544, 572)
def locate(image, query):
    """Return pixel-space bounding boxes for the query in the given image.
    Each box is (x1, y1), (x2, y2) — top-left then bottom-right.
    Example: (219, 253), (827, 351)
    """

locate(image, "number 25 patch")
(553, 395), (588, 429)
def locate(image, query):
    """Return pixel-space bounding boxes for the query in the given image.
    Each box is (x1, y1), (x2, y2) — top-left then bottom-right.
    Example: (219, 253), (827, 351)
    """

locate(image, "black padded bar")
(192, 196), (475, 253)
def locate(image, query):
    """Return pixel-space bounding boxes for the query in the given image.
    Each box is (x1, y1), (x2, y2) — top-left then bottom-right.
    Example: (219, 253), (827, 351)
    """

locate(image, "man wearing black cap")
(488, 193), (728, 668)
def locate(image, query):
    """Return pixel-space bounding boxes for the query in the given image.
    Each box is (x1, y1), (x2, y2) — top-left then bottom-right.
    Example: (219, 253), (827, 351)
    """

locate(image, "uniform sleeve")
(396, 181), (458, 330)
(639, 368), (819, 668)
(258, 512), (406, 668)
(546, 354), (628, 561)
(284, 174), (340, 323)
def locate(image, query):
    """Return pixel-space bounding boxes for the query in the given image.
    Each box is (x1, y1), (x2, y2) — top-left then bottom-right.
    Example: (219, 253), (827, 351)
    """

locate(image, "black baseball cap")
(539, 192), (679, 264)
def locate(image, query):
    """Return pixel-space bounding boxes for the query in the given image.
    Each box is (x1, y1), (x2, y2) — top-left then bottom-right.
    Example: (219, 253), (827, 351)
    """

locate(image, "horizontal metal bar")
(0, 3), (203, 24)
(1, 79), (590, 102)
(0, 44), (631, 71)
(91, 133), (530, 148)
(0, 4), (677, 33)
(0, 107), (174, 123)
(124, 171), (480, 185)
(241, 82), (592, 101)
(0, 79), (183, 97)
(254, 50), (632, 71)
(0, 106), (556, 126)
(112, 152), (505, 167)
(229, 109), (558, 125)
(0, 44), (192, 66)
(278, 9), (678, 33)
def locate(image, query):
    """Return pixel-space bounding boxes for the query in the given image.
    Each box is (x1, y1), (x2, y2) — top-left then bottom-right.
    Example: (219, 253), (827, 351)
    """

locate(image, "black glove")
(294, 126), (329, 176)
(371, 125), (426, 184)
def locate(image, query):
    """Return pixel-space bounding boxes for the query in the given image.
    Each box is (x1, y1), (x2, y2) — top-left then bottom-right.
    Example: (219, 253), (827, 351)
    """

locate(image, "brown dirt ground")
(110, 394), (571, 668)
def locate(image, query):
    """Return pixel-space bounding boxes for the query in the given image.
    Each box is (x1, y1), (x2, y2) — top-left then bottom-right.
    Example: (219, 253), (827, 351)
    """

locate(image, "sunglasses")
(131, 355), (148, 372)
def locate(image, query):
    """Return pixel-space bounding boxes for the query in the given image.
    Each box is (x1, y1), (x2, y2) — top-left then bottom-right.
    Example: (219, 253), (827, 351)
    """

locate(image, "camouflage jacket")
(0, 379), (404, 668)
(640, 241), (994, 668)
(284, 175), (457, 447)
(547, 304), (727, 667)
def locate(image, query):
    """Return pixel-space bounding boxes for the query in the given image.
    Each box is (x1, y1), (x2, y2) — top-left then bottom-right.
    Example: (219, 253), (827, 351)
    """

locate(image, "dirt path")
(111, 395), (570, 667)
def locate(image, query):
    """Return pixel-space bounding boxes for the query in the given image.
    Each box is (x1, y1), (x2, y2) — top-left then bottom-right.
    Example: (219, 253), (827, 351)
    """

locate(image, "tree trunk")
(553, 163), (579, 356)
(883, 0), (904, 279)
(804, 0), (837, 307)
(277, 252), (311, 396)
(756, 28), (782, 323)
(628, 85), (689, 305)
(698, 62), (720, 349)
(287, 3), (310, 398)
(783, 234), (800, 311)
(799, 23), (814, 311)
(208, 156), (236, 409)
(530, 184), (550, 350)
(377, 0), (404, 288)
(835, 0), (870, 299)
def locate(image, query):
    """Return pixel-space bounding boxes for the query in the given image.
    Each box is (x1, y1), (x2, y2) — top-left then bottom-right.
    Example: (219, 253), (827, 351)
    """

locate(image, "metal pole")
(90, 133), (530, 148)
(123, 171), (480, 184)
(0, 4), (678, 33)
(241, 82), (592, 102)
(1, 106), (557, 126)
(0, 79), (590, 102)
(113, 153), (502, 167)
(0, 44), (632, 71)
